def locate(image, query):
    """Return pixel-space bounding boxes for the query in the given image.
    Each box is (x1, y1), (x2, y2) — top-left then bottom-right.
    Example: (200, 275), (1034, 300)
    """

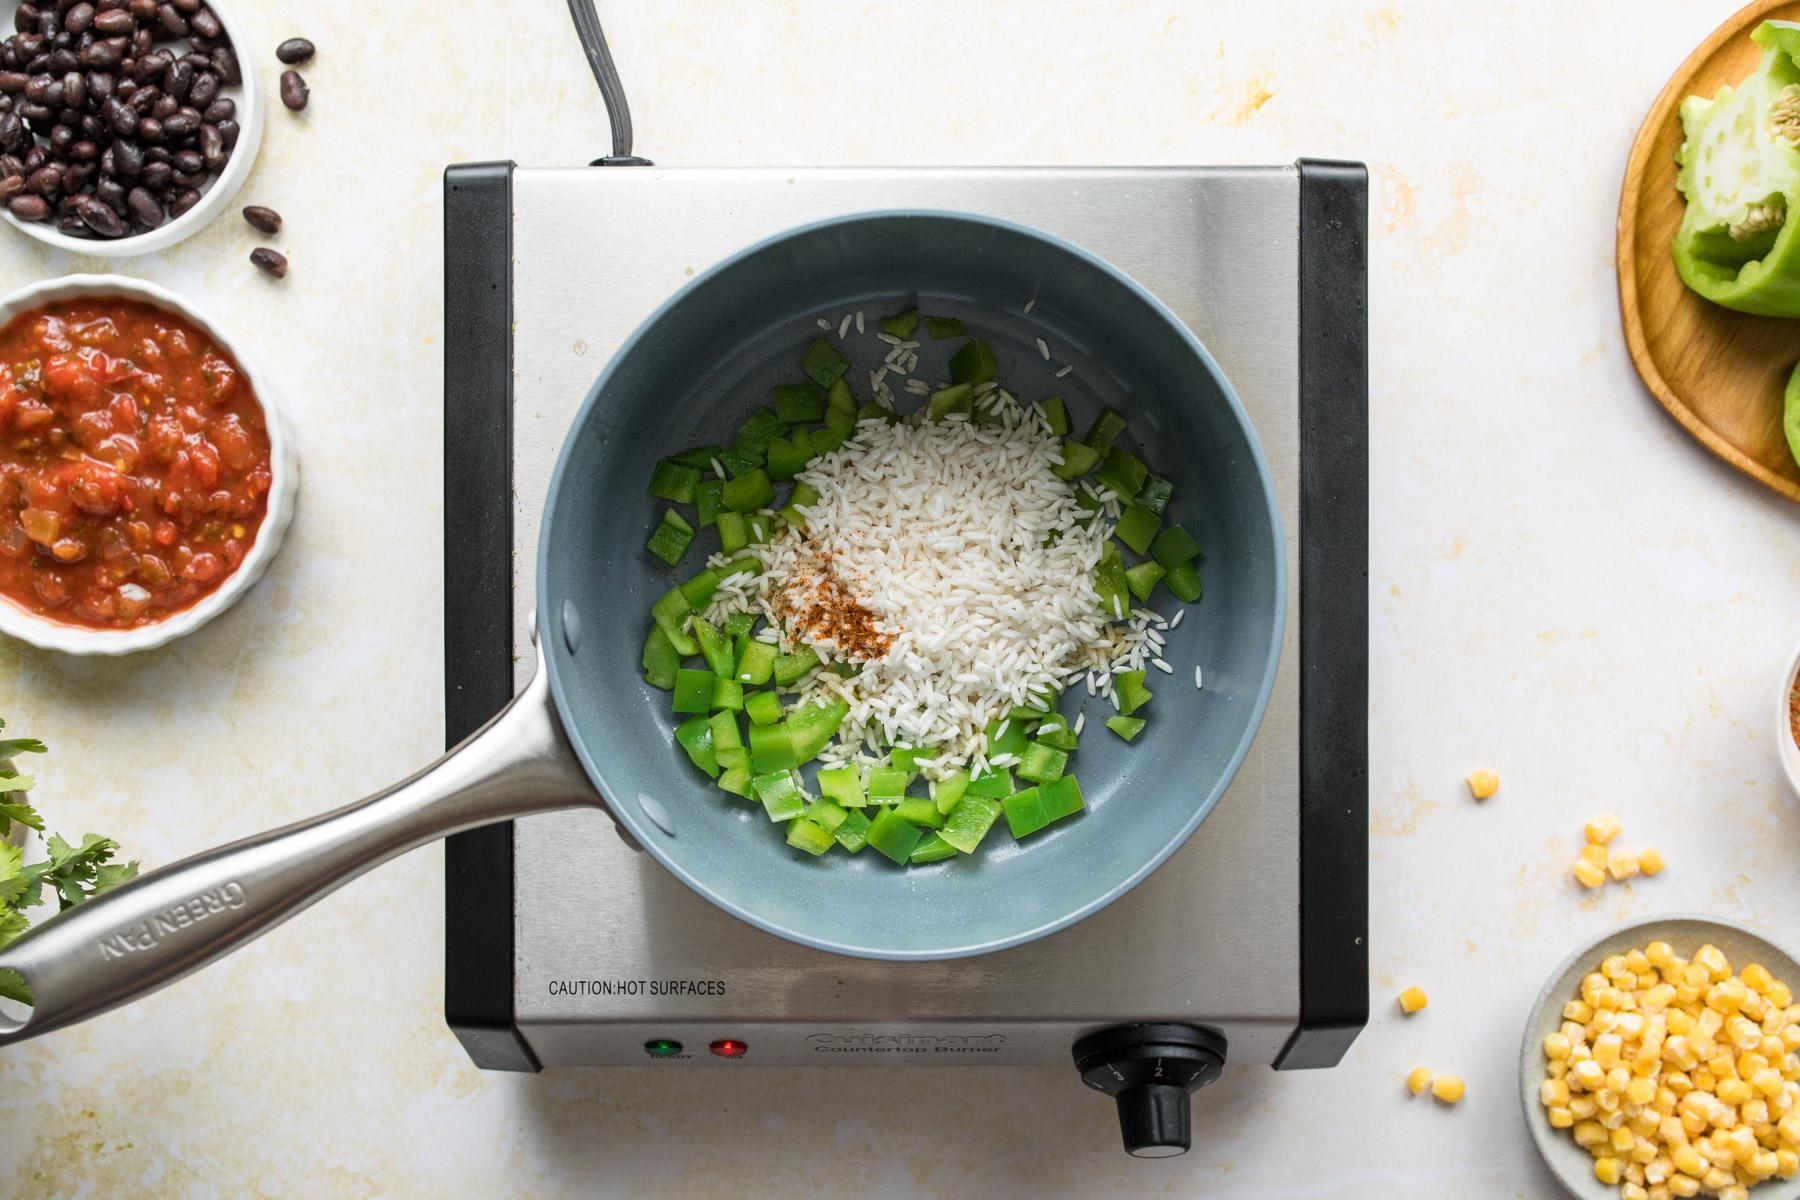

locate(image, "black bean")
(41, 79), (62, 107)
(90, 8), (131, 34)
(126, 0), (155, 18)
(161, 56), (189, 99)
(13, 6), (37, 36)
(126, 82), (154, 111)
(169, 146), (197, 173)
(209, 44), (236, 85)
(60, 70), (80, 109)
(278, 68), (305, 111)
(77, 193), (121, 234)
(67, 137), (94, 161)
(166, 184), (196, 216)
(137, 159), (165, 187)
(186, 34), (211, 54)
(0, 112), (23, 152)
(160, 108), (193, 137)
(0, 154), (21, 177)
(200, 96), (228, 123)
(178, 51), (209, 73)
(22, 73), (49, 101)
(153, 4), (186, 37)
(0, 175), (20, 202)
(63, 2), (94, 34)
(44, 47), (75, 75)
(240, 203), (277, 233)
(196, 120), (218, 166)
(275, 37), (313, 65)
(102, 96), (130, 134)
(133, 113), (157, 141)
(132, 47), (168, 83)
(127, 26), (150, 59)
(93, 174), (121, 212)
(169, 0), (198, 11)
(24, 162), (59, 194)
(59, 159), (89, 192)
(7, 191), (47, 220)
(17, 101), (50, 123)
(45, 124), (70, 154)
(149, 92), (173, 119)
(78, 36), (124, 68)
(111, 136), (139, 175)
(125, 183), (157, 223)
(190, 7), (217, 40)
(186, 69), (213, 107)
(0, 71), (25, 93)
(21, 145), (44, 171)
(213, 115), (233, 148)
(249, 246), (285, 277)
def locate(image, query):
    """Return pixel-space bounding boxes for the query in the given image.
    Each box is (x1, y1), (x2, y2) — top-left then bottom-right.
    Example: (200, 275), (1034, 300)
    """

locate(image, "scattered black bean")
(275, 37), (312, 65)
(0, 0), (235, 238)
(240, 203), (277, 233)
(278, 68), (305, 111)
(249, 246), (285, 277)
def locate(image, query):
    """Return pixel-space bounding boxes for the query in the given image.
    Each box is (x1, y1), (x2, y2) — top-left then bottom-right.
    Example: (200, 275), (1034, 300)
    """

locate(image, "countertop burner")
(439, 162), (1368, 1151)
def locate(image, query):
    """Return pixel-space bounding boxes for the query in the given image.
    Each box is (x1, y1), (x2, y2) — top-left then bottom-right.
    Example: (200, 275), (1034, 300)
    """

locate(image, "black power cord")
(566, 0), (651, 165)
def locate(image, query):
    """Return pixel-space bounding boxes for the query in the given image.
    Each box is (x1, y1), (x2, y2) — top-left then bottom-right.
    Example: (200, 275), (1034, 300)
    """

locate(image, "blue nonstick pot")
(0, 212), (1283, 1044)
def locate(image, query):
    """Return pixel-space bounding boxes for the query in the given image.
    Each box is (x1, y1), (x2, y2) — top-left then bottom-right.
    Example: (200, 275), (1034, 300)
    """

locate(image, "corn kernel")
(1566, 999), (1595, 1023)
(1572, 1095), (1599, 1119)
(1696, 945), (1731, 982)
(1778, 1111), (1800, 1144)
(1609, 850), (1641, 881)
(1575, 857), (1608, 889)
(1545, 1031), (1572, 1060)
(1718, 1078), (1753, 1106)
(1407, 1066), (1431, 1095)
(1574, 1059), (1607, 1088)
(1701, 1167), (1734, 1191)
(1465, 768), (1498, 799)
(1637, 847), (1665, 876)
(1595, 1156), (1623, 1185)
(1587, 814), (1623, 844)
(1611, 1124), (1637, 1151)
(1596, 1033), (1624, 1068)
(1397, 986), (1428, 1015)
(1647, 941), (1675, 967)
(1548, 1104), (1575, 1128)
(1738, 1051), (1770, 1078)
(1754, 1068), (1784, 1097)
(1776, 1148), (1797, 1177)
(1672, 1145), (1707, 1176)
(1623, 1185), (1650, 1200)
(1541, 1077), (1570, 1106)
(1430, 1073), (1464, 1104)
(1668, 1176), (1701, 1198)
(1718, 1187), (1749, 1200)
(1628, 1077), (1659, 1106)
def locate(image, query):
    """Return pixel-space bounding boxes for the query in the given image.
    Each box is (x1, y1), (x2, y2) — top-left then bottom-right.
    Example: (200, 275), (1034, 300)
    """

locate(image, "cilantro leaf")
(0, 796), (42, 835)
(0, 841), (21, 908)
(92, 860), (139, 894)
(0, 906), (24, 951)
(0, 967), (31, 1006)
(0, 738), (46, 757)
(0, 773), (36, 793)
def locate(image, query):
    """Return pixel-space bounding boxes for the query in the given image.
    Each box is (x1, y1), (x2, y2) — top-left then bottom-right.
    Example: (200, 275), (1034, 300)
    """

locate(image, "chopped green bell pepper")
(720, 447), (762, 477)
(646, 509), (695, 566)
(948, 338), (997, 384)
(1674, 21), (1800, 316)
(867, 766), (912, 803)
(753, 770), (807, 821)
(717, 511), (750, 554)
(826, 376), (855, 415)
(1041, 395), (1070, 437)
(773, 646), (820, 687)
(801, 338), (849, 388)
(908, 831), (957, 863)
(736, 640), (776, 687)
(1084, 407), (1127, 454)
(1125, 560), (1165, 603)
(818, 765), (866, 808)
(786, 698), (849, 762)
(1016, 742), (1068, 784)
(1003, 775), (1084, 839)
(651, 588), (698, 656)
(929, 383), (973, 420)
(1150, 524), (1200, 570)
(1034, 718), (1079, 752)
(1114, 504), (1159, 555)
(694, 479), (725, 527)
(766, 431), (813, 482)
(669, 445), (723, 470)
(1136, 474), (1173, 516)
(805, 798), (850, 832)
(710, 710), (745, 768)
(833, 808), (872, 853)
(1106, 714), (1146, 742)
(939, 795), (1001, 853)
(778, 482), (820, 527)
(924, 315), (966, 339)
(893, 796), (946, 828)
(786, 817), (835, 856)
(1115, 669), (1152, 716)
(723, 469), (775, 513)
(880, 309), (919, 339)
(1164, 562), (1202, 603)
(931, 769), (972, 814)
(1053, 439), (1102, 481)
(747, 722), (800, 773)
(1092, 447), (1146, 500)
(717, 764), (752, 797)
(672, 668), (716, 714)
(641, 626), (680, 690)
(1094, 540), (1130, 619)
(693, 617), (734, 677)
(648, 458), (702, 504)
(867, 807), (923, 864)
(675, 714), (720, 779)
(680, 568), (720, 610)
(772, 382), (824, 424)
(710, 677), (744, 712)
(967, 766), (1013, 798)
(743, 687), (782, 725)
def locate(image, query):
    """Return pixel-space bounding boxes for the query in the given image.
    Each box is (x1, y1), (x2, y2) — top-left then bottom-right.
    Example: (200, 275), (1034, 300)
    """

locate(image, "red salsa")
(0, 298), (272, 629)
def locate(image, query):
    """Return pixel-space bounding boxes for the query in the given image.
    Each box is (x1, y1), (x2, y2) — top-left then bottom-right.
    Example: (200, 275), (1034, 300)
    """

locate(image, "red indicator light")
(709, 1039), (749, 1059)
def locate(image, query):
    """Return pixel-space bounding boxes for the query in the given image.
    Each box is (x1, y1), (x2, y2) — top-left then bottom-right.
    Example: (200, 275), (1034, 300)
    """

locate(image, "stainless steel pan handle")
(0, 644), (597, 1045)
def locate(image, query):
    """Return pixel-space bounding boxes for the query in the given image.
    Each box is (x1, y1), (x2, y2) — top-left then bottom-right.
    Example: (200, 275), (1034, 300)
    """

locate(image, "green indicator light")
(644, 1039), (683, 1058)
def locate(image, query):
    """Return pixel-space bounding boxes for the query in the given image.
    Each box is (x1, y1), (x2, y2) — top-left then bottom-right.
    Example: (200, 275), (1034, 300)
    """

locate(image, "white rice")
(1055, 364), (1073, 378)
(838, 313), (853, 339)
(1024, 299), (1037, 314)
(1194, 665), (1203, 689)
(817, 318), (832, 331)
(720, 391), (1148, 776)
(855, 310), (865, 334)
(1036, 337), (1050, 360)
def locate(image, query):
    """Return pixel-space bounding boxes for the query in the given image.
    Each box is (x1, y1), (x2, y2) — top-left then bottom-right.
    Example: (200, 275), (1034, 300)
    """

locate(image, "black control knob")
(1072, 1023), (1227, 1158)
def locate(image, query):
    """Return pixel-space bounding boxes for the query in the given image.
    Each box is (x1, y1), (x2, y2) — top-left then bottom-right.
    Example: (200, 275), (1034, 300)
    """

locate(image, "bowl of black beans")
(0, 0), (262, 255)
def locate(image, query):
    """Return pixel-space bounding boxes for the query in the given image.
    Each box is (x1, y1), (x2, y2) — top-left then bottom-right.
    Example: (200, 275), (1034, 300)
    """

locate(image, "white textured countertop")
(3, 1), (1799, 1195)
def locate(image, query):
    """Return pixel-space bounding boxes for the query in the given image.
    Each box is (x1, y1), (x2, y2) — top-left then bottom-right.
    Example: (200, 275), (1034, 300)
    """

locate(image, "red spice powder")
(1790, 673), (1800, 752)
(772, 541), (894, 661)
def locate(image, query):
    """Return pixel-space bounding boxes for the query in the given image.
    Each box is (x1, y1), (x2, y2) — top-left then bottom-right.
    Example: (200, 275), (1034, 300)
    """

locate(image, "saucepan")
(0, 211), (1284, 1045)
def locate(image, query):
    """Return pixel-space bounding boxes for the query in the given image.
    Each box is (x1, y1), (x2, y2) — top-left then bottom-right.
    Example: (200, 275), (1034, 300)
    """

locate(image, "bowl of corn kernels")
(1521, 916), (1800, 1200)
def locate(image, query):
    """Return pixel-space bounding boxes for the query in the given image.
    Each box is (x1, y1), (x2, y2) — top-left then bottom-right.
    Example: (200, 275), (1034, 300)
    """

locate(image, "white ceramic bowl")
(1520, 914), (1800, 1200)
(0, 274), (296, 654)
(0, 0), (264, 256)
(1779, 638), (1800, 799)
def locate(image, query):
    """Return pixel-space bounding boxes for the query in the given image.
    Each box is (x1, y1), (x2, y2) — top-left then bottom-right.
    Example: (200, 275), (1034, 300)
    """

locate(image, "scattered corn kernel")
(1576, 857), (1610, 889)
(1398, 986), (1428, 1015)
(1635, 848), (1665, 876)
(1610, 850), (1641, 882)
(1407, 1066), (1432, 1095)
(1466, 768), (1499, 799)
(1543, 941), (1800, 1200)
(1587, 813), (1623, 844)
(1431, 1073), (1465, 1104)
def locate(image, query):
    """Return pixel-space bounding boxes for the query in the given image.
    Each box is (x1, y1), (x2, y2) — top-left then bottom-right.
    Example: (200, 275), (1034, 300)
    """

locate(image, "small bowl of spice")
(0, 273), (296, 653)
(0, 0), (264, 255)
(1780, 637), (1800, 799)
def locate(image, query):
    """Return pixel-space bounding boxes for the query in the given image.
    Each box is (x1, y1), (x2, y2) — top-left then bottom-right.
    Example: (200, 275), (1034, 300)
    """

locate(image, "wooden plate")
(1619, 0), (1800, 503)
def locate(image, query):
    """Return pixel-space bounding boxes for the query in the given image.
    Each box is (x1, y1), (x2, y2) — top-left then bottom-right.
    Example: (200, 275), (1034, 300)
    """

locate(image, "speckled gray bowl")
(1520, 914), (1800, 1199)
